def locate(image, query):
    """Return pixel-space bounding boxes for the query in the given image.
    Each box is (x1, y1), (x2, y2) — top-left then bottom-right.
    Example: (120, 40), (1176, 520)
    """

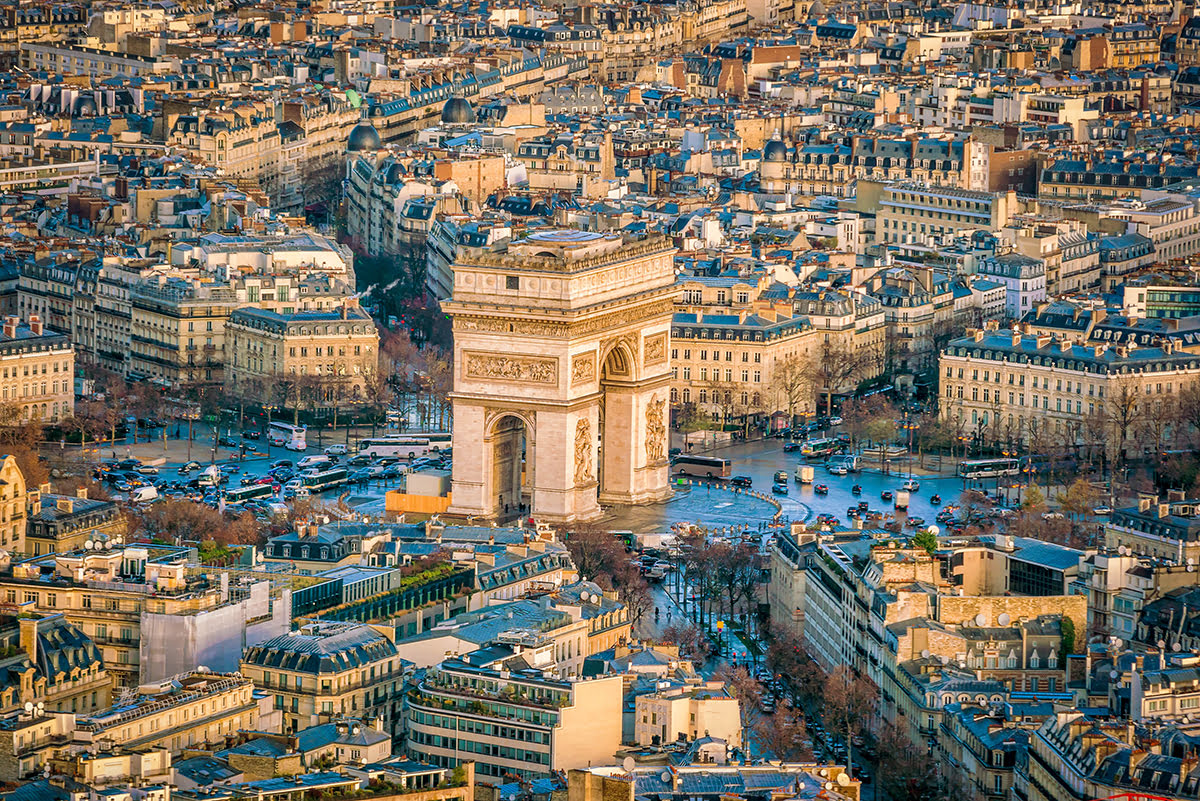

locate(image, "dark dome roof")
(763, 140), (788, 161)
(347, 122), (381, 152)
(441, 97), (476, 125)
(72, 95), (98, 117)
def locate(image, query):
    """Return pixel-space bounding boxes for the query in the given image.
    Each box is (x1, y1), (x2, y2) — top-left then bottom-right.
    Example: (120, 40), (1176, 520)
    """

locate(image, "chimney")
(1094, 344), (1108, 358)
(39, 483), (50, 495)
(1168, 489), (1187, 502)
(28, 314), (42, 336)
(75, 487), (88, 500)
(1036, 333), (1051, 349)
(1012, 330), (1022, 346)
(2, 316), (16, 339)
(973, 329), (985, 342)
(1159, 503), (1171, 519)
(56, 498), (73, 514)
(18, 616), (39, 662)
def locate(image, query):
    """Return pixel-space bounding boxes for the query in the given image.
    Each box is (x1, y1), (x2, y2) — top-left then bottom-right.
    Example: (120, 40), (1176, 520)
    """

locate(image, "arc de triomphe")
(444, 230), (677, 524)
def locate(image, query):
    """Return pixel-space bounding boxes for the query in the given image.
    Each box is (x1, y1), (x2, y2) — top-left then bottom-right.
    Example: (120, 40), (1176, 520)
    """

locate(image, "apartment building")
(1110, 197), (1200, 263)
(24, 487), (126, 556)
(129, 280), (238, 386)
(0, 612), (112, 717)
(1105, 495), (1200, 563)
(0, 454), (24, 553)
(873, 182), (1019, 245)
(940, 329), (1200, 448)
(3, 545), (290, 687)
(281, 92), (359, 179)
(77, 672), (268, 755)
(633, 682), (741, 748)
(225, 303), (380, 402)
(407, 654), (622, 779)
(0, 314), (73, 424)
(19, 42), (176, 77)
(239, 622), (405, 737)
(862, 266), (954, 373)
(1039, 157), (1200, 202)
(1123, 281), (1200, 319)
(974, 252), (1047, 319)
(1003, 218), (1100, 296)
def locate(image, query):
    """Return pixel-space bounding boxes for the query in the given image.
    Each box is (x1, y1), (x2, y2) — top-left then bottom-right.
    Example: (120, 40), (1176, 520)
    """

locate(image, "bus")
(302, 467), (349, 492)
(225, 484), (275, 505)
(358, 437), (431, 459)
(958, 458), (1021, 479)
(801, 438), (842, 459)
(269, 422), (307, 451)
(417, 432), (452, 452)
(672, 455), (732, 479)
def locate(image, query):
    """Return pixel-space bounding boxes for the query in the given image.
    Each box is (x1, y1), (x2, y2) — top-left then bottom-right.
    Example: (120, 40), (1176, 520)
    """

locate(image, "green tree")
(911, 529), (938, 555)
(1057, 478), (1097, 519)
(1061, 615), (1077, 654)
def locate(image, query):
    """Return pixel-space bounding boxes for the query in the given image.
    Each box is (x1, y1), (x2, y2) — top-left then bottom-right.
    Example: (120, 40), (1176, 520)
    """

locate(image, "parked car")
(270, 459), (293, 470)
(117, 459), (141, 470)
(1092, 505), (1113, 516)
(324, 444), (348, 455)
(783, 442), (801, 452)
(828, 415), (843, 425)
(730, 475), (753, 487)
(347, 455), (372, 467)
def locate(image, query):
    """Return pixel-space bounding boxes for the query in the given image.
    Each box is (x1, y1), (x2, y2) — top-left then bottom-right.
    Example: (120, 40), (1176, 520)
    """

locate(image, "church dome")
(441, 96), (476, 125)
(763, 139), (788, 161)
(346, 122), (381, 152)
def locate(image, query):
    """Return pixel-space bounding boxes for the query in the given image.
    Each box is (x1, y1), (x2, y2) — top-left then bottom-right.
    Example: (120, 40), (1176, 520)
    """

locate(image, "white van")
(324, 444), (347, 456)
(298, 455), (332, 470)
(130, 486), (159, 503)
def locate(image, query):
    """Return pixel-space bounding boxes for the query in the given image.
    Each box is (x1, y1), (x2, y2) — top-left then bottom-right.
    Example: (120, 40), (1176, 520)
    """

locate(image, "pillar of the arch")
(598, 380), (671, 506)
(447, 401), (490, 519)
(531, 407), (601, 524)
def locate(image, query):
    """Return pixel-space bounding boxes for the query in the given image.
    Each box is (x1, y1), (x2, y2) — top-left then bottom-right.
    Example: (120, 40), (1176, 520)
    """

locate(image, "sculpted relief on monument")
(574, 419), (594, 485)
(571, 353), (596, 385)
(643, 332), (668, 365)
(464, 352), (558, 385)
(645, 396), (666, 464)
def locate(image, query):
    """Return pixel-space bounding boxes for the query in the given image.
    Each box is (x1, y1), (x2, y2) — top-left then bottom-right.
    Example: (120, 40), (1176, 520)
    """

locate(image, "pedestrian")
(504, 502), (510, 515)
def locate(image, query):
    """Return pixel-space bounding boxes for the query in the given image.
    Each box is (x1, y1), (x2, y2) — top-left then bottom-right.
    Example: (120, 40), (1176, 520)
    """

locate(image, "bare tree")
(822, 667), (877, 775)
(815, 338), (877, 416)
(752, 708), (812, 761)
(1103, 375), (1143, 466)
(772, 353), (817, 425)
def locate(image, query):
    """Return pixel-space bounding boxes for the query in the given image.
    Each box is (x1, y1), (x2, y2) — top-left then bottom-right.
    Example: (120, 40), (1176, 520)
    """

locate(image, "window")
(506, 276), (519, 290)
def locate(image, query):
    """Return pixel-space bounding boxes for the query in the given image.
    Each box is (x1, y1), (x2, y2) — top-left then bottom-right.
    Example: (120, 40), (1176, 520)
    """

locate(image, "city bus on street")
(417, 432), (452, 452)
(358, 437), (432, 459)
(958, 458), (1021, 479)
(225, 484), (275, 505)
(801, 438), (842, 459)
(672, 455), (732, 478)
(302, 467), (349, 493)
(268, 422), (307, 451)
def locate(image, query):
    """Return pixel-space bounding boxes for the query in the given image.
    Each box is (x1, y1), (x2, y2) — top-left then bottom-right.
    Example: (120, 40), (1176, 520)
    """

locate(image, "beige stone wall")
(554, 676), (623, 771)
(936, 595), (1087, 651)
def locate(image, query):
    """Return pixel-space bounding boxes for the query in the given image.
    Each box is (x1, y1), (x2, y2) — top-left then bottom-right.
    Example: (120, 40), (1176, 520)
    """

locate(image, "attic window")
(506, 276), (519, 290)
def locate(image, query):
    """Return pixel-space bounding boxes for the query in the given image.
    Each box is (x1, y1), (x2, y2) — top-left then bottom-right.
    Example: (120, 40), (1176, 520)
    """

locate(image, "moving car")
(902, 478), (920, 492)
(783, 442), (801, 452)
(814, 483), (829, 494)
(851, 484), (862, 495)
(772, 482), (789, 495)
(324, 444), (348, 455)
(881, 490), (894, 502)
(730, 475), (753, 487)
(773, 470), (789, 484)
(1092, 505), (1113, 516)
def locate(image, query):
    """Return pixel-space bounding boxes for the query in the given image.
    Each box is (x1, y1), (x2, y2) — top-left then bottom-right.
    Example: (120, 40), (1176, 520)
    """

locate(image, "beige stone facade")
(634, 684), (742, 747)
(0, 315), (73, 425)
(0, 455), (25, 553)
(446, 231), (676, 523)
(225, 302), (379, 403)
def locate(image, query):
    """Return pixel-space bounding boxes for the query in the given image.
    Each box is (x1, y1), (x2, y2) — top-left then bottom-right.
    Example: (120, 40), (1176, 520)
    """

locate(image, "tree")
(1103, 375), (1143, 465)
(561, 522), (625, 584)
(1057, 478), (1097, 520)
(713, 664), (764, 732)
(751, 708), (812, 761)
(864, 417), (898, 473)
(659, 622), (713, 666)
(911, 528), (938, 554)
(772, 354), (817, 425)
(876, 722), (969, 801)
(815, 338), (877, 416)
(822, 667), (876, 774)
(1061, 615), (1077, 655)
(1022, 484), (1046, 512)
(132, 500), (262, 548)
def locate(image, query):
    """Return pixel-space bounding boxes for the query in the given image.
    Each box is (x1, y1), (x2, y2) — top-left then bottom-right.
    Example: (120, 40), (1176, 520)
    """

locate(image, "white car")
(828, 415), (843, 425)
(1092, 505), (1113, 516)
(324, 444), (348, 455)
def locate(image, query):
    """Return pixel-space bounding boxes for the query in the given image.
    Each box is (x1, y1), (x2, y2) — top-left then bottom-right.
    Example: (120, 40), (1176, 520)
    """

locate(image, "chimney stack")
(2, 316), (17, 339)
(28, 314), (42, 336)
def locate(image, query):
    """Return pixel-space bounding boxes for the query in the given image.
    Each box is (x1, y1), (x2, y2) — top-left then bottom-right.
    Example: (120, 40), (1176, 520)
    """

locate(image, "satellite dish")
(84, 540), (94, 550)
(35, 702), (43, 712)
(927, 525), (940, 536)
(1109, 670), (1120, 680)
(975, 613), (987, 627)
(1118, 545), (1127, 555)
(1189, 558), (1196, 566)
(1175, 642), (1183, 652)
(998, 613), (1011, 626)
(824, 783), (834, 791)
(622, 757), (634, 773)
(836, 774), (851, 787)
(1189, 565), (1195, 573)
(660, 771), (672, 783)
(23, 702), (33, 713)
(104, 541), (113, 550)
(1114, 638), (1124, 649)
(197, 665), (209, 673)
(921, 649), (931, 659)
(819, 769), (828, 777)
(940, 655), (949, 665)
(1158, 640), (1167, 649)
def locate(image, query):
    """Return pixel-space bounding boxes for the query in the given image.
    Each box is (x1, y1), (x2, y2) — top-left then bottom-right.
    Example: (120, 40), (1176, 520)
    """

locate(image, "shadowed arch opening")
(489, 413), (532, 521)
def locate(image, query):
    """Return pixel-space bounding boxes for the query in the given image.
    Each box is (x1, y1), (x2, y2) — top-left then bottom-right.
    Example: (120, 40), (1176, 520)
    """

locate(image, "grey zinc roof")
(242, 623), (399, 674)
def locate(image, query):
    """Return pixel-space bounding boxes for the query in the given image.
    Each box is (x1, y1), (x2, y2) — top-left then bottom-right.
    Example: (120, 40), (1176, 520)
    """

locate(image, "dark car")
(668, 447), (682, 459)
(346, 455), (372, 467)
(179, 461), (203, 474)
(218, 436), (239, 448)
(772, 482), (789, 495)
(730, 475), (753, 487)
(814, 484), (829, 494)
(881, 490), (894, 501)
(117, 459), (141, 470)
(243, 430), (262, 440)
(783, 442), (801, 452)
(270, 459), (293, 470)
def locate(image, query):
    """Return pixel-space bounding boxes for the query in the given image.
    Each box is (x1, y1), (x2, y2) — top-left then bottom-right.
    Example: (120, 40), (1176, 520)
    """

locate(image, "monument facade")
(444, 230), (677, 523)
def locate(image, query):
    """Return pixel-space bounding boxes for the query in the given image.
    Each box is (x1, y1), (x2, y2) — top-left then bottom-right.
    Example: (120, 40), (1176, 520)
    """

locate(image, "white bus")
(302, 466), (349, 492)
(269, 422), (307, 451)
(225, 484), (275, 505)
(958, 458), (1020, 479)
(418, 432), (452, 452)
(358, 437), (431, 459)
